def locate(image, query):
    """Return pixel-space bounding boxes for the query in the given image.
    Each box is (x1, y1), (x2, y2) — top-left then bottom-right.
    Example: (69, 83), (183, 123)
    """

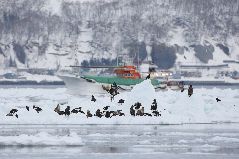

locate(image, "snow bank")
(210, 136), (239, 143)
(0, 132), (84, 146)
(0, 80), (239, 124)
(23, 74), (62, 82)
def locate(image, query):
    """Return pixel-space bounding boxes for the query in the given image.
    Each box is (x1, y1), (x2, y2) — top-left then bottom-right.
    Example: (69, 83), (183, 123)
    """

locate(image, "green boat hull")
(82, 75), (160, 86)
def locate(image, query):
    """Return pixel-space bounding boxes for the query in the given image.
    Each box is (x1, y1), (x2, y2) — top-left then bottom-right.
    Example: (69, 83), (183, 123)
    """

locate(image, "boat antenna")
(137, 43), (139, 69)
(117, 52), (118, 67)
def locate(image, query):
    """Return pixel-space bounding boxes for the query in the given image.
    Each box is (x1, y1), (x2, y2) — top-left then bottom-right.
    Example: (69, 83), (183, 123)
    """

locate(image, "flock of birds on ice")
(5, 83), (230, 119)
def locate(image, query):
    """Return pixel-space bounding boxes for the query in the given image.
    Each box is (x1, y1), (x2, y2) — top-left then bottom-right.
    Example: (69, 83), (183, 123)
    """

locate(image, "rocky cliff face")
(0, 0), (239, 70)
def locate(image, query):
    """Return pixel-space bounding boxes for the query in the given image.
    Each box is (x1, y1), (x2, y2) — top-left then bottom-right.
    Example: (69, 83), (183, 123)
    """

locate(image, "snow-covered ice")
(0, 124), (239, 158)
(0, 80), (239, 124)
(0, 81), (239, 158)
(0, 131), (84, 146)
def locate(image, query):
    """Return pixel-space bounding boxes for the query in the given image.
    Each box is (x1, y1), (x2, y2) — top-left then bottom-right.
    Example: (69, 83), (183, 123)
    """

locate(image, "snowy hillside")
(0, 0), (239, 70)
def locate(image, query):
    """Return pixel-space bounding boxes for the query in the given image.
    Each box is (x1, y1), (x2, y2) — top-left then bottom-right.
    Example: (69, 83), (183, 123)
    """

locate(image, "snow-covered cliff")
(0, 0), (239, 70)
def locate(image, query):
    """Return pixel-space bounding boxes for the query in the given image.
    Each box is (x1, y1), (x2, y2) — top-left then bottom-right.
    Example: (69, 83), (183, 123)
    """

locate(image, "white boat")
(58, 65), (162, 95)
(58, 74), (107, 95)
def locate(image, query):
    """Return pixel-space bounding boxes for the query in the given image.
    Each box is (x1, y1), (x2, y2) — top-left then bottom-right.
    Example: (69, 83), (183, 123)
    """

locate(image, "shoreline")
(0, 80), (65, 85)
(183, 80), (239, 86)
(0, 79), (239, 86)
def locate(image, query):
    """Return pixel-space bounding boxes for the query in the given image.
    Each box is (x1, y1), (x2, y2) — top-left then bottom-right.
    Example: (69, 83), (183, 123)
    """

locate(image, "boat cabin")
(114, 66), (141, 79)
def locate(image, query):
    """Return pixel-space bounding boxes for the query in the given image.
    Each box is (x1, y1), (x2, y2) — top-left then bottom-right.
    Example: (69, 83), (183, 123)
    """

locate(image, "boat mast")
(116, 43), (120, 67)
(137, 44), (139, 69)
(117, 51), (119, 67)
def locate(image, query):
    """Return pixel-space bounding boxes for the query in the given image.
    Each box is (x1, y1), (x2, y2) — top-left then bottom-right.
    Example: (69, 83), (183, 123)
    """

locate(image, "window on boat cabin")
(124, 73), (131, 76)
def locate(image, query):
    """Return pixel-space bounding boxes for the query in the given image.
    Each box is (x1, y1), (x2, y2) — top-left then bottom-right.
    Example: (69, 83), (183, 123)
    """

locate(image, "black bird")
(118, 99), (125, 105)
(216, 98), (221, 102)
(105, 111), (111, 118)
(184, 55), (187, 59)
(151, 99), (158, 110)
(6, 113), (18, 118)
(146, 74), (150, 79)
(103, 106), (110, 110)
(112, 82), (117, 88)
(151, 104), (157, 111)
(33, 106), (42, 113)
(144, 113), (152, 117)
(26, 106), (29, 111)
(26, 106), (30, 111)
(86, 110), (93, 118)
(91, 95), (96, 102)
(152, 99), (157, 105)
(58, 111), (65, 115)
(152, 110), (161, 116)
(79, 110), (85, 114)
(74, 107), (85, 114)
(134, 102), (142, 109)
(130, 105), (135, 116)
(188, 85), (193, 97)
(71, 109), (79, 114)
(6, 113), (13, 116)
(54, 104), (60, 113)
(10, 109), (18, 114)
(95, 109), (103, 118)
(181, 88), (184, 92)
(65, 106), (71, 116)
(117, 110), (125, 116)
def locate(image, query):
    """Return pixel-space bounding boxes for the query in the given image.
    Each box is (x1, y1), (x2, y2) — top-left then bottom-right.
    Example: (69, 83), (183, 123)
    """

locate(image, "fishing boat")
(58, 65), (160, 95)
